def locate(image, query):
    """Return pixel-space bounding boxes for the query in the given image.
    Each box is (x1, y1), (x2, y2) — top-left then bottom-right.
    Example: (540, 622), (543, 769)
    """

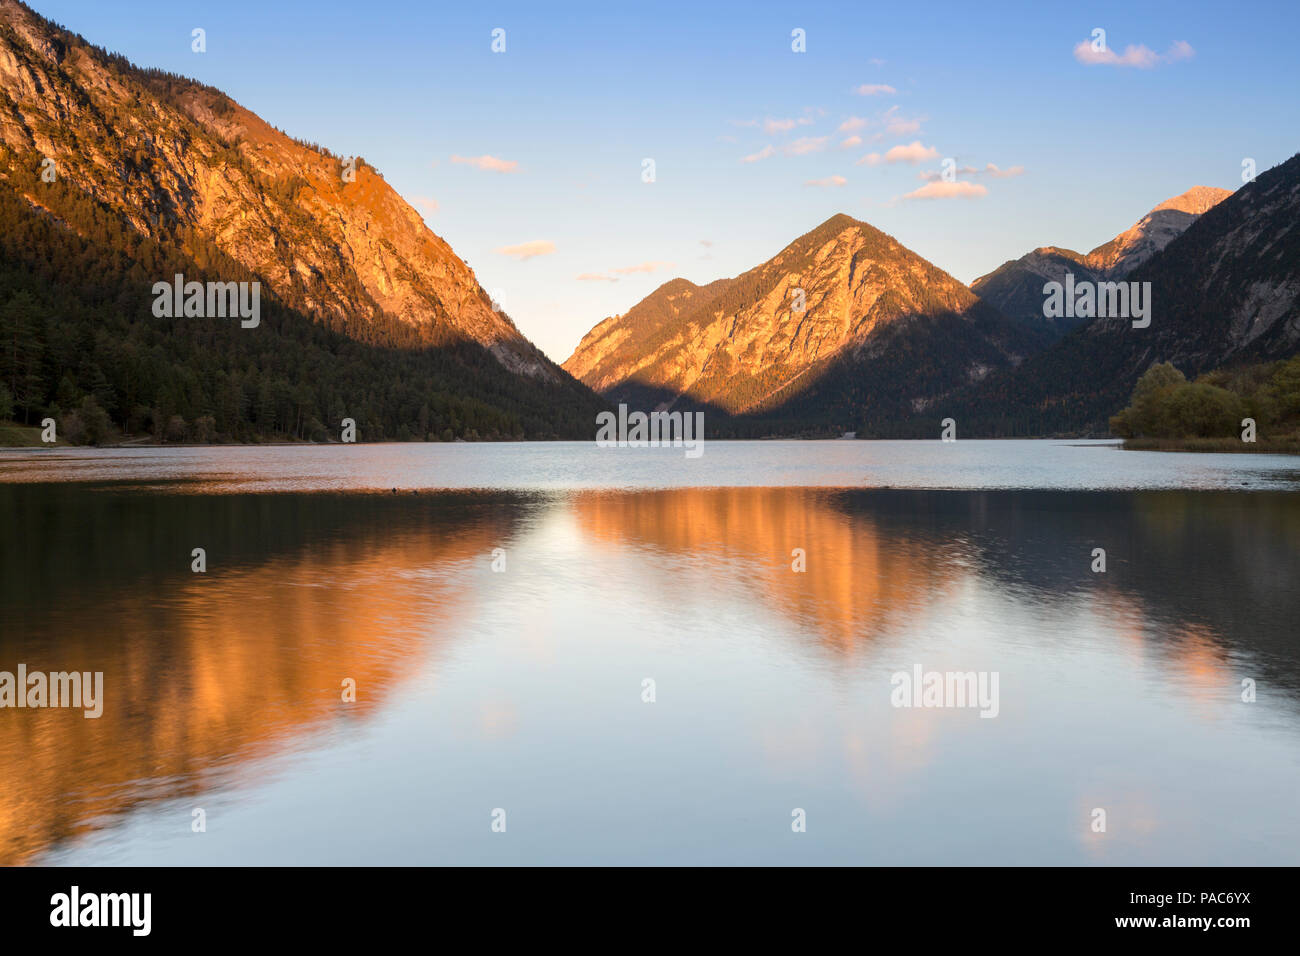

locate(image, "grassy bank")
(0, 421), (54, 447)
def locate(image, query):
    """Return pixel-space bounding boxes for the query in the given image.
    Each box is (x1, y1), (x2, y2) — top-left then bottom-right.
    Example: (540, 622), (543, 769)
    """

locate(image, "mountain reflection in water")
(2, 484), (1297, 865)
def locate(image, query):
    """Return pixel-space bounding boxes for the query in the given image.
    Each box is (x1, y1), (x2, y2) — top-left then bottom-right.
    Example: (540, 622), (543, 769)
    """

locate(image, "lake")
(2, 440), (1298, 865)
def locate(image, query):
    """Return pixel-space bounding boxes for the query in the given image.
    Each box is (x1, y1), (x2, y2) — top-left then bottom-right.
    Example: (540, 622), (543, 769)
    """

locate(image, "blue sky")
(33, 0), (1300, 361)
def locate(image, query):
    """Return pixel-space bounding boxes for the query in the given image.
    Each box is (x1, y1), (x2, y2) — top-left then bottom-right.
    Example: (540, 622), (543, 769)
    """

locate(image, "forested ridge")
(0, 146), (609, 444)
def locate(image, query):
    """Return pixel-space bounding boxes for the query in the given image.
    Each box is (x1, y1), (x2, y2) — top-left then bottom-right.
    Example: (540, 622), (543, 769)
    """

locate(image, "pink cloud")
(805, 175), (847, 188)
(785, 136), (830, 156)
(902, 181), (988, 200)
(611, 261), (675, 275)
(495, 240), (556, 260)
(451, 154), (520, 173)
(860, 141), (939, 166)
(1073, 38), (1195, 68)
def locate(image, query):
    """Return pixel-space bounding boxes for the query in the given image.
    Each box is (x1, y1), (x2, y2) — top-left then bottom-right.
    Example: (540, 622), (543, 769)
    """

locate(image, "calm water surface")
(1, 441), (1297, 864)
(3, 438), (1300, 491)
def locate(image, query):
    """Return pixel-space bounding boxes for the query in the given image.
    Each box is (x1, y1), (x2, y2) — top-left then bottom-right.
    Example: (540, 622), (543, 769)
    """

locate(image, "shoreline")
(1121, 437), (1300, 455)
(10, 421), (1296, 454)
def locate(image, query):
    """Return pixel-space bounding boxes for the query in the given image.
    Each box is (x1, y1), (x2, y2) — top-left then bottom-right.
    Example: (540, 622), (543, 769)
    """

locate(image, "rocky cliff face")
(564, 213), (1040, 423)
(0, 0), (554, 380)
(971, 186), (1233, 332)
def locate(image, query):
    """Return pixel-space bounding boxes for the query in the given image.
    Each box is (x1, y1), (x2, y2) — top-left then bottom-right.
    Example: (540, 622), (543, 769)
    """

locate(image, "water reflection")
(0, 488), (528, 864)
(2, 484), (1298, 864)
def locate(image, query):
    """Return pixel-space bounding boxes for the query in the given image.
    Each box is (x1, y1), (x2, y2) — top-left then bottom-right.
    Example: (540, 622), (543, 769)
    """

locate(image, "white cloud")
(878, 106), (924, 137)
(785, 136), (830, 156)
(741, 144), (776, 163)
(1073, 38), (1195, 68)
(854, 84), (897, 96)
(412, 196), (439, 215)
(917, 162), (1025, 182)
(918, 165), (975, 182)
(451, 154), (520, 173)
(884, 117), (921, 136)
(732, 116), (815, 135)
(805, 175), (847, 188)
(902, 181), (988, 200)
(576, 273), (617, 282)
(839, 135), (863, 149)
(496, 240), (556, 260)
(764, 116), (814, 135)
(838, 116), (869, 132)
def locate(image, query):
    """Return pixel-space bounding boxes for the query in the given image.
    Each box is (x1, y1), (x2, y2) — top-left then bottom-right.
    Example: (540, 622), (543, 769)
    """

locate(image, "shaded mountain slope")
(951, 156), (1300, 436)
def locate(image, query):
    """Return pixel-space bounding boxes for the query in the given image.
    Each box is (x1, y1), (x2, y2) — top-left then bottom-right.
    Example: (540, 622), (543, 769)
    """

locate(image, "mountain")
(1083, 185), (1233, 277)
(967, 247), (1101, 337)
(953, 157), (1300, 436)
(564, 276), (731, 409)
(563, 213), (1049, 435)
(0, 0), (604, 440)
(971, 186), (1232, 334)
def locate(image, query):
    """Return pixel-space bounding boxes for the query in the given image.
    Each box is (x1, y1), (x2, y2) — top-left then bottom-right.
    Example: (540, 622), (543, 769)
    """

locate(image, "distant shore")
(6, 420), (1296, 453)
(1122, 437), (1300, 454)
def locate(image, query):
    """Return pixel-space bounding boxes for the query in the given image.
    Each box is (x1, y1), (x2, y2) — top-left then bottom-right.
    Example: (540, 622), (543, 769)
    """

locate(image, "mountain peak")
(817, 212), (864, 230)
(801, 212), (875, 243)
(1082, 186), (1232, 278)
(564, 212), (1034, 422)
(956, 154), (1300, 436)
(971, 185), (1234, 332)
(1151, 185), (1233, 216)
